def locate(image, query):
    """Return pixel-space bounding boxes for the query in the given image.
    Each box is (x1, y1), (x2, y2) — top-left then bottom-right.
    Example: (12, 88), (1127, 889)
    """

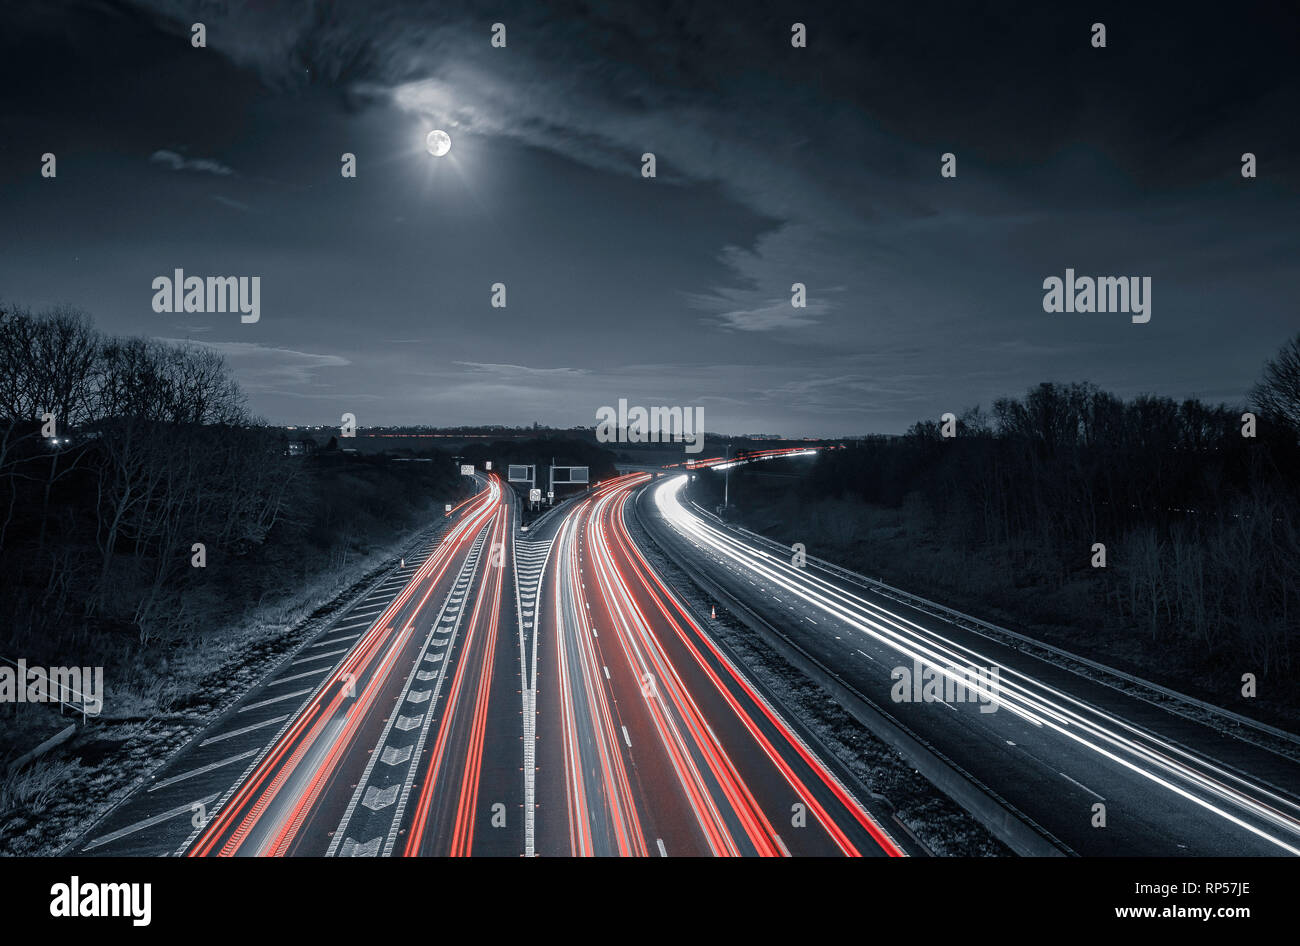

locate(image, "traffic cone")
(711, 605), (716, 620)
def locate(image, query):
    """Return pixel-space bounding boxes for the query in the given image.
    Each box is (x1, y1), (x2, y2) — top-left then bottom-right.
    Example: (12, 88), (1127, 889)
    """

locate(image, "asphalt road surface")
(643, 473), (1300, 857)
(68, 470), (1299, 857)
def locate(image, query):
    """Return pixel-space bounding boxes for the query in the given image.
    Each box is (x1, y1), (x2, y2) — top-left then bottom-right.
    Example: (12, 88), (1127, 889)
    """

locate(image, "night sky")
(2, 1), (1297, 436)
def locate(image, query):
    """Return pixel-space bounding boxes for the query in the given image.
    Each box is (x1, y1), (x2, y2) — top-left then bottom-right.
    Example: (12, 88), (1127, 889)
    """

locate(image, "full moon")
(426, 129), (452, 157)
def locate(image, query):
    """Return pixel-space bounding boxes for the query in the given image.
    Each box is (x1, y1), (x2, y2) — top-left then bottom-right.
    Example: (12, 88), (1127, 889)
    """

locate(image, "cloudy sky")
(1, 0), (1297, 435)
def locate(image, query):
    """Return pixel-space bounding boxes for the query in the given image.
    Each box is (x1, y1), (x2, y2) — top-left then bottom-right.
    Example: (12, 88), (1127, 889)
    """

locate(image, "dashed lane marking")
(82, 794), (220, 852)
(199, 715), (290, 747)
(238, 689), (312, 712)
(148, 749), (260, 792)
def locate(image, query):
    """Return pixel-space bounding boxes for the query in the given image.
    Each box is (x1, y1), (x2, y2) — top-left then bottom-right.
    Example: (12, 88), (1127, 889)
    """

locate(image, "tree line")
(725, 335), (1300, 692)
(0, 303), (461, 669)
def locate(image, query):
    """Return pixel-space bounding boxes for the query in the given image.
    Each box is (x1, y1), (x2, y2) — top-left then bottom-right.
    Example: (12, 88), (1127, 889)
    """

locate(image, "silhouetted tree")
(1252, 332), (1300, 435)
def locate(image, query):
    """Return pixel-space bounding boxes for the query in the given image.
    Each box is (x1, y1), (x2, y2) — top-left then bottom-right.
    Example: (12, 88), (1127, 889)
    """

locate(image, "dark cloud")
(1, 1), (1297, 435)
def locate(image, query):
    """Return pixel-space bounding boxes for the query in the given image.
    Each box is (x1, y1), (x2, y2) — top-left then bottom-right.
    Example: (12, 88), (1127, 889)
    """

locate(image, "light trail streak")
(654, 474), (1300, 856)
(549, 472), (903, 856)
(188, 479), (501, 856)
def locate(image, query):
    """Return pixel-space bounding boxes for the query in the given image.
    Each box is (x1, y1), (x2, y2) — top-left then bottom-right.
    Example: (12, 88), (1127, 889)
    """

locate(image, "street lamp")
(723, 440), (732, 513)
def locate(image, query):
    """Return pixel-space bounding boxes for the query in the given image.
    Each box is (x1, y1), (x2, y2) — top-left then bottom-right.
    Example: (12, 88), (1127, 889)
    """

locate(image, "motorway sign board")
(551, 465), (589, 484)
(460, 464), (474, 475)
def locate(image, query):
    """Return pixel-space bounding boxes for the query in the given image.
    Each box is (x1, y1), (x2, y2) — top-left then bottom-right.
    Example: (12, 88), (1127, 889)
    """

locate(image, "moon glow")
(426, 129), (452, 157)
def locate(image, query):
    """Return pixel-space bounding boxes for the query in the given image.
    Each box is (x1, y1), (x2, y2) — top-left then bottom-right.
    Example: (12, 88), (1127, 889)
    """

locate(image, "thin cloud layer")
(149, 149), (236, 176)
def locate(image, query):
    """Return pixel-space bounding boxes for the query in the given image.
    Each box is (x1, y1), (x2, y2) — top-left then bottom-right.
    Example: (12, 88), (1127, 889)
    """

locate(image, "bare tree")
(0, 306), (103, 549)
(1251, 332), (1300, 434)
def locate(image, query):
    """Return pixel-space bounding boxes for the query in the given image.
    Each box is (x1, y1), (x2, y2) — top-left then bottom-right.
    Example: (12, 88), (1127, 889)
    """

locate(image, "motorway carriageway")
(645, 473), (1300, 857)
(75, 471), (908, 857)
(183, 474), (526, 856)
(532, 473), (905, 856)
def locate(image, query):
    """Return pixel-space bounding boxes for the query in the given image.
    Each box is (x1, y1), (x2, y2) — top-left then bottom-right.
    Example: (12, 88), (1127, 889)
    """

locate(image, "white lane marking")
(656, 838), (668, 857)
(380, 745), (413, 765)
(856, 649), (875, 661)
(622, 725), (632, 748)
(270, 667), (333, 686)
(361, 784), (400, 811)
(199, 714), (290, 747)
(353, 519), (496, 859)
(238, 688), (311, 712)
(339, 836), (383, 857)
(291, 647), (348, 665)
(332, 620), (372, 633)
(310, 632), (362, 648)
(603, 666), (610, 680)
(82, 794), (220, 851)
(1059, 771), (1106, 801)
(774, 833), (791, 857)
(148, 749), (260, 791)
